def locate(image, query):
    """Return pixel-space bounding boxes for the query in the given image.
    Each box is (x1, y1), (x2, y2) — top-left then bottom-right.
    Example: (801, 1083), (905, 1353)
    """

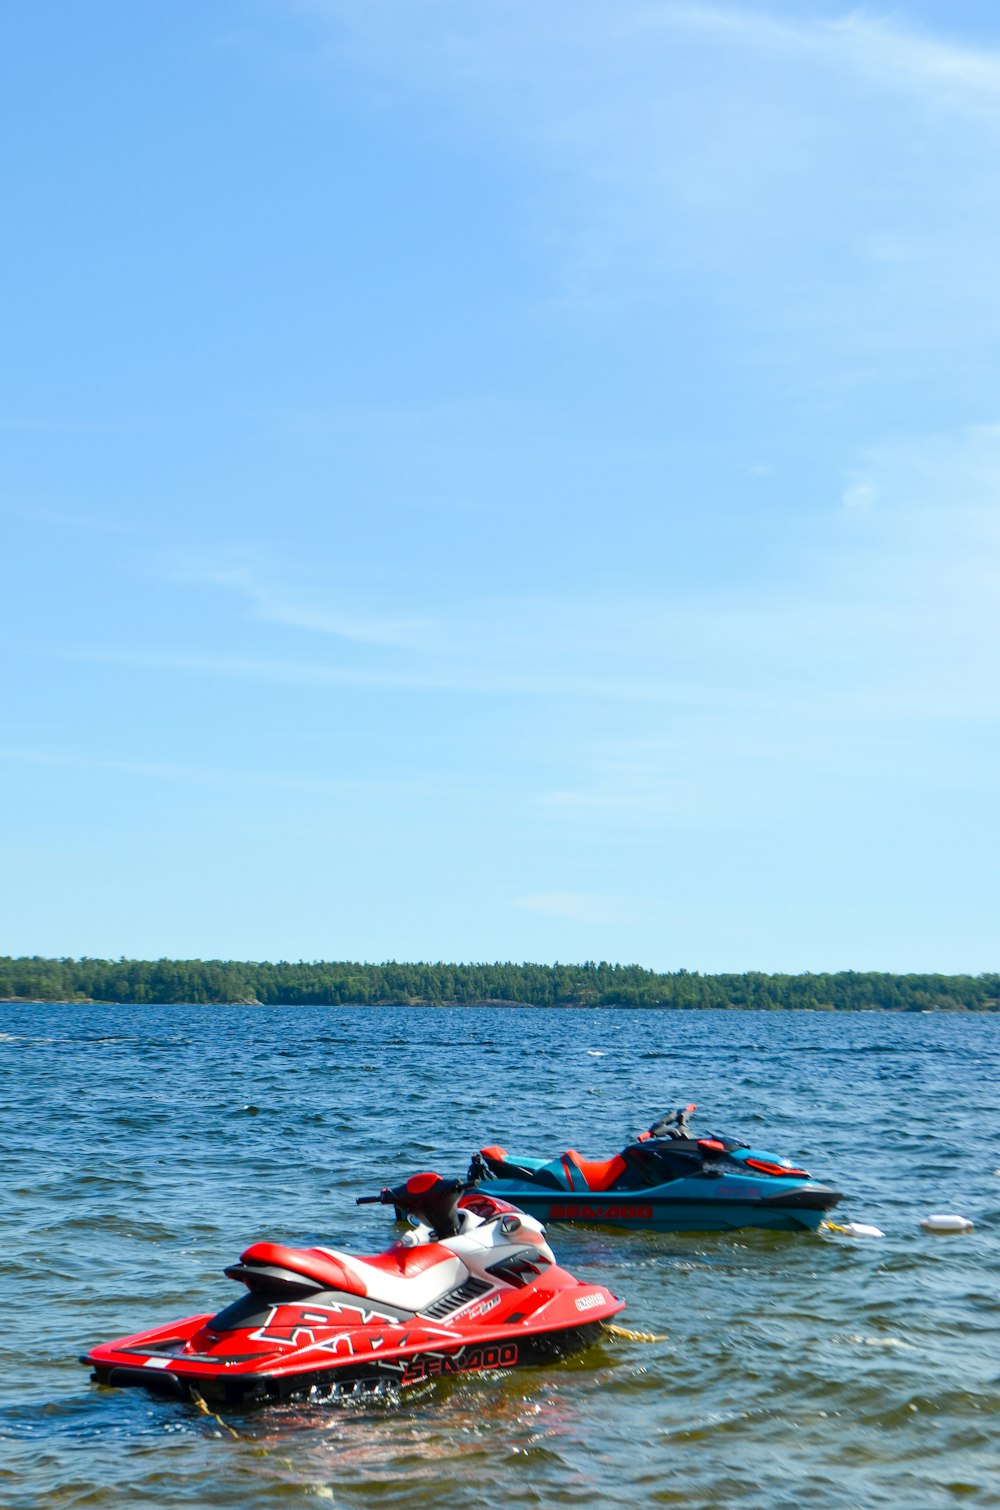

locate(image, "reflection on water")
(1, 1004), (998, 1509)
(246, 1378), (583, 1482)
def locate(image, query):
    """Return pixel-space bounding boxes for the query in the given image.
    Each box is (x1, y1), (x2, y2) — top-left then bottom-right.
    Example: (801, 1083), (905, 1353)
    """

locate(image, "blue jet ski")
(468, 1105), (843, 1234)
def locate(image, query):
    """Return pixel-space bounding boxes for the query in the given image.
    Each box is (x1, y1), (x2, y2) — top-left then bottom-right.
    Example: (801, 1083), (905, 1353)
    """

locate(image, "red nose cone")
(405, 1172), (440, 1195)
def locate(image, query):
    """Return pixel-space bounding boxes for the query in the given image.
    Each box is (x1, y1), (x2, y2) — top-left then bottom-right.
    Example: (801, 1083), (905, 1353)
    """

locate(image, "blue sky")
(3, 0), (999, 971)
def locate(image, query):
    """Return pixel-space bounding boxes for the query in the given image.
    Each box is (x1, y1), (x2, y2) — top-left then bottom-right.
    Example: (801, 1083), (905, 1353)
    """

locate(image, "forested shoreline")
(1, 956), (997, 1010)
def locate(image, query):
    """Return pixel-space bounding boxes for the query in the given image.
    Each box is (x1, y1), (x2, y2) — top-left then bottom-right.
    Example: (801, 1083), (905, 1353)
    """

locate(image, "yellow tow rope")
(189, 1387), (245, 1440)
(602, 1321), (667, 1343)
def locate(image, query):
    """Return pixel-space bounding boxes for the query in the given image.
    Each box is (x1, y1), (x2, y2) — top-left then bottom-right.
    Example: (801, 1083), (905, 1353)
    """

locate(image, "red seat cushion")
(355, 1241), (457, 1278)
(240, 1242), (366, 1296)
(565, 1149), (628, 1192)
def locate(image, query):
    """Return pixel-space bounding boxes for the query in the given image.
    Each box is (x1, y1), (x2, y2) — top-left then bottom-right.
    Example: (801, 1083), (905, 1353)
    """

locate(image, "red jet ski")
(82, 1174), (624, 1407)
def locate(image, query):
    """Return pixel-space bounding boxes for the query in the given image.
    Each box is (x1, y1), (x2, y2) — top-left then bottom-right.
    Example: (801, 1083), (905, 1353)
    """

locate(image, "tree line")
(0, 956), (997, 1010)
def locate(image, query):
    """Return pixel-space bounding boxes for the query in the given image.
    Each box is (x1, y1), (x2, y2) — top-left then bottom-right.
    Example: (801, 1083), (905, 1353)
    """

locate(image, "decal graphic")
(403, 1343), (518, 1383)
(465, 1293), (501, 1319)
(549, 1204), (653, 1219)
(574, 1292), (607, 1312)
(319, 1332), (394, 1358)
(251, 1302), (395, 1347)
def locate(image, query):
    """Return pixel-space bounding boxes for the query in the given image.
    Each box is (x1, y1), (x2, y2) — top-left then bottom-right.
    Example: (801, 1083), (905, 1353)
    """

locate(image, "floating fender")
(823, 1220), (885, 1238)
(920, 1213), (974, 1234)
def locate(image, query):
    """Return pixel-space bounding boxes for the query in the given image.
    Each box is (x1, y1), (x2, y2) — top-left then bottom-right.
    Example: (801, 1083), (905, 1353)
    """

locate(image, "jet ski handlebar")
(643, 1103), (698, 1140)
(356, 1173), (475, 1207)
(356, 1172), (479, 1237)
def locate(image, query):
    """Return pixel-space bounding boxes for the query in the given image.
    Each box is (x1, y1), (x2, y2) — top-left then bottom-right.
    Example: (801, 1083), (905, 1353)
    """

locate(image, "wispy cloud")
(53, 419), (1000, 726)
(162, 549), (437, 651)
(295, 0), (1000, 344)
(841, 479), (878, 512)
(33, 412), (1000, 842)
(298, 0), (1000, 93)
(0, 495), (147, 537)
(821, 10), (1000, 115)
(648, 5), (1000, 116)
(0, 745), (408, 795)
(527, 421), (1000, 819)
(48, 643), (705, 704)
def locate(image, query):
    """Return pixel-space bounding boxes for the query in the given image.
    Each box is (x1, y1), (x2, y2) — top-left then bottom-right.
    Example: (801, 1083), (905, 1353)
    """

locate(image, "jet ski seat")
(564, 1150), (628, 1192)
(239, 1243), (362, 1295)
(316, 1244), (466, 1311)
(239, 1240), (466, 1312)
(476, 1147), (564, 1186)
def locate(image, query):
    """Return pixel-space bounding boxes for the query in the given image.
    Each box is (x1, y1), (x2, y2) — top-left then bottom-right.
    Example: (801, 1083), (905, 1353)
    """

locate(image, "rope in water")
(602, 1322), (667, 1343)
(189, 1387), (245, 1440)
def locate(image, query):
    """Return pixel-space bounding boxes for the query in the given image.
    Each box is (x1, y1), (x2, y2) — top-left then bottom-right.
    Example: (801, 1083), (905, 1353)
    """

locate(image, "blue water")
(1, 1003), (998, 1508)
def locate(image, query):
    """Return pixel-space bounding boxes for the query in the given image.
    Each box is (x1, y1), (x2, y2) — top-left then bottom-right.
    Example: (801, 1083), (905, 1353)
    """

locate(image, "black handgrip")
(356, 1192), (387, 1206)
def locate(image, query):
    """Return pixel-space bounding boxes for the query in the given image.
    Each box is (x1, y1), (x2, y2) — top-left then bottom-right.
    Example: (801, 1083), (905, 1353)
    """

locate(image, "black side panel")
(516, 1322), (606, 1367)
(210, 1287), (413, 1331)
(420, 1276), (491, 1320)
(484, 1157), (564, 1188)
(617, 1143), (701, 1187)
(223, 1263), (322, 1296)
(758, 1186), (843, 1212)
(210, 1290), (293, 1331)
(107, 1366), (185, 1399)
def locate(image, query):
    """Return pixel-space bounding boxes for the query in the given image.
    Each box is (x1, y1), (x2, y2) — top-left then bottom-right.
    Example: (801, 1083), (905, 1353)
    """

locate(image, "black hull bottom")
(91, 1322), (607, 1408)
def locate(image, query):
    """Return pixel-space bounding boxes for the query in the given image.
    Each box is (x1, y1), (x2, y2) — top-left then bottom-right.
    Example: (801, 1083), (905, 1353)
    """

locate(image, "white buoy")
(920, 1213), (974, 1234)
(822, 1220), (885, 1238)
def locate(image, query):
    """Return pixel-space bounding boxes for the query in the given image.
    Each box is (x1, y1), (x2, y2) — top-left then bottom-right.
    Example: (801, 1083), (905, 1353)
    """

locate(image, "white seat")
(315, 1247), (468, 1313)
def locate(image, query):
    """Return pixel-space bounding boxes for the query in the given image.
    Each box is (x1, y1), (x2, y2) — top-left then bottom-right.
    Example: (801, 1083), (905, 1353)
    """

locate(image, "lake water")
(2, 1003), (998, 1509)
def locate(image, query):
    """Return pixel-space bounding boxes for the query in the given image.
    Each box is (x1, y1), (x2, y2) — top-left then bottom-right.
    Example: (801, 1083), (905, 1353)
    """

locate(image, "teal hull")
(484, 1180), (839, 1234)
